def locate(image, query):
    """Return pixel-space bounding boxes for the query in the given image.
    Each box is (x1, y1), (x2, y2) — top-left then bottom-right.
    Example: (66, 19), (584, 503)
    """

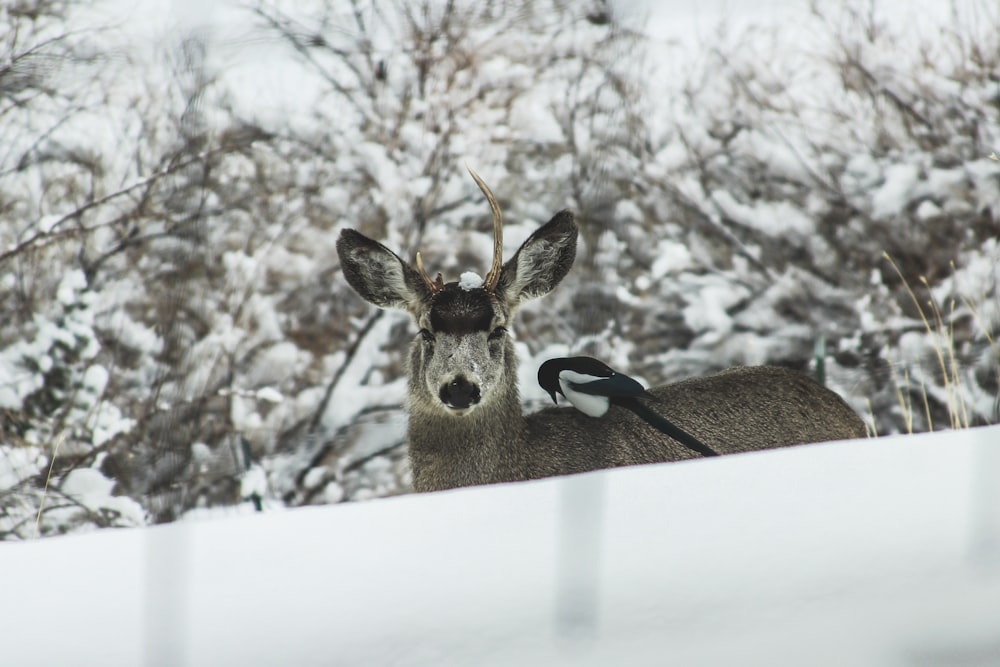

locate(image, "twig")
(33, 432), (67, 539)
(0, 150), (219, 265)
(339, 440), (406, 477)
(308, 310), (385, 434)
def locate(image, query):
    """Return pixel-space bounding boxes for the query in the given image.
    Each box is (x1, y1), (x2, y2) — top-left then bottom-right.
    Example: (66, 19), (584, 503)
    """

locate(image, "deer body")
(337, 169), (867, 493)
(406, 365), (864, 491)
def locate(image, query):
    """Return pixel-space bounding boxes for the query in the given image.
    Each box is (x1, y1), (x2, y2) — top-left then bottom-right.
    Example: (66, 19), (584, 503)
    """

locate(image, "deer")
(336, 168), (868, 492)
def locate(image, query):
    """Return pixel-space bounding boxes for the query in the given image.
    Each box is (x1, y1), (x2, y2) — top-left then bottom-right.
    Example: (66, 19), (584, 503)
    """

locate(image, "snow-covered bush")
(0, 2), (148, 537)
(623, 0), (1000, 434)
(1, 0), (648, 533)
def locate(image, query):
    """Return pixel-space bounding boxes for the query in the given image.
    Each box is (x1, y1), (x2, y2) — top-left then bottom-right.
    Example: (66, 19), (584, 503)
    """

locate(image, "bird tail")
(624, 399), (719, 457)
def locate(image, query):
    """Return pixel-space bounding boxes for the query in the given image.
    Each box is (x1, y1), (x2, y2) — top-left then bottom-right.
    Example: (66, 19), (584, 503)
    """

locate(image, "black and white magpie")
(537, 356), (719, 457)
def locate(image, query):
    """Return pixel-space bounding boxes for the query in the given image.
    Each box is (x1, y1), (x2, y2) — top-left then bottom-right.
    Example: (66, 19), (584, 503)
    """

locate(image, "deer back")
(521, 365), (867, 479)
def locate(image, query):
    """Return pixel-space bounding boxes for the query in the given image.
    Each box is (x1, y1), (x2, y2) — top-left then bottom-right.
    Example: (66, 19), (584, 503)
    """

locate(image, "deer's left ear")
(337, 229), (431, 315)
(496, 210), (577, 309)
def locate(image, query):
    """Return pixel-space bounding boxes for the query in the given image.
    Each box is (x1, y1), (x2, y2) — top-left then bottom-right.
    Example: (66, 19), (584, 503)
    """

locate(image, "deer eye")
(488, 326), (507, 341)
(419, 329), (435, 343)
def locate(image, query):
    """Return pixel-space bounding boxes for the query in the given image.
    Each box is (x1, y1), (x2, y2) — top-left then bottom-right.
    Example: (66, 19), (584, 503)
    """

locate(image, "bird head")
(537, 359), (565, 405)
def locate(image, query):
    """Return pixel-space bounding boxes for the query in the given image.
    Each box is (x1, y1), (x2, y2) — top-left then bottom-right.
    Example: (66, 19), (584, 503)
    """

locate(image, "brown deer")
(336, 168), (867, 492)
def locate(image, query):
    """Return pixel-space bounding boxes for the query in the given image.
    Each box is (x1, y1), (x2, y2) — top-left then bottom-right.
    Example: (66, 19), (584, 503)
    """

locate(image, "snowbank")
(2, 425), (998, 666)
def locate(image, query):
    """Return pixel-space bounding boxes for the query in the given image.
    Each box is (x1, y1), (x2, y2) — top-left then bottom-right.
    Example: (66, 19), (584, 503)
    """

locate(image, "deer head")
(337, 167), (578, 417)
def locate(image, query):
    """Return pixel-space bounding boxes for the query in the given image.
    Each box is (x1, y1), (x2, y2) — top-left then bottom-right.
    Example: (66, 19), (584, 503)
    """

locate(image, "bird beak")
(547, 390), (559, 405)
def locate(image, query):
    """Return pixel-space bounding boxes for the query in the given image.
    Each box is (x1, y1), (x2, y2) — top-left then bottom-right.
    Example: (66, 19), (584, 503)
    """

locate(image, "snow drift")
(2, 425), (998, 666)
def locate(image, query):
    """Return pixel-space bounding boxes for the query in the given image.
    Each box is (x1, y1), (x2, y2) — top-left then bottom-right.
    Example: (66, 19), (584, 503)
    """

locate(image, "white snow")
(0, 446), (46, 490)
(319, 313), (408, 429)
(239, 465), (268, 500)
(648, 238), (694, 281)
(255, 386), (284, 404)
(101, 309), (164, 356)
(322, 480), (345, 504)
(1, 426), (997, 666)
(56, 269), (88, 305)
(916, 199), (942, 220)
(86, 401), (135, 447)
(681, 277), (750, 338)
(459, 271), (485, 290)
(711, 190), (816, 237)
(871, 163), (921, 219)
(248, 342), (304, 387)
(59, 467), (146, 527)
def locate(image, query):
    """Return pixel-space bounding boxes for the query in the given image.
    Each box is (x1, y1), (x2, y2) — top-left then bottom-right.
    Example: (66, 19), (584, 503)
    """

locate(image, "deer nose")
(439, 376), (481, 410)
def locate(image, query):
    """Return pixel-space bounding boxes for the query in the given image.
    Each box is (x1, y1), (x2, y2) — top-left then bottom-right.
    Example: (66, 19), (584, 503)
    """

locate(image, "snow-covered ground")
(3, 425), (998, 666)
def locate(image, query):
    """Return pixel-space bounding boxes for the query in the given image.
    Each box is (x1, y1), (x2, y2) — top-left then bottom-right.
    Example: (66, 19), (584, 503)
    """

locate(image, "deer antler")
(466, 165), (504, 293)
(415, 251), (445, 296)
(412, 166), (503, 296)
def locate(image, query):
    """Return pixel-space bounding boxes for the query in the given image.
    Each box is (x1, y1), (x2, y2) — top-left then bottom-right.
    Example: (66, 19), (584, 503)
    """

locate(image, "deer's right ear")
(337, 229), (430, 313)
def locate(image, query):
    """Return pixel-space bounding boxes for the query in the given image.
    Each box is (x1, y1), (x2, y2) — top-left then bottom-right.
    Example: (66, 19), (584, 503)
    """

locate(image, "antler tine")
(415, 251), (444, 295)
(466, 164), (504, 293)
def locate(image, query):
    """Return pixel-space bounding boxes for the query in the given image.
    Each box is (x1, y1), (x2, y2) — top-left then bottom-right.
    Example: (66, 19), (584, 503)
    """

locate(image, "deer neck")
(406, 381), (528, 492)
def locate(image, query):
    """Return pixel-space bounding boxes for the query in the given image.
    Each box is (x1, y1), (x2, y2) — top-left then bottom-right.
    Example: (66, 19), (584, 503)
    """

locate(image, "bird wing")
(559, 369), (647, 398)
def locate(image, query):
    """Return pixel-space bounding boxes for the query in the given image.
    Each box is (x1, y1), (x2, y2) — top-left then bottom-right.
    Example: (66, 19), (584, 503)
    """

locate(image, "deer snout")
(439, 376), (481, 411)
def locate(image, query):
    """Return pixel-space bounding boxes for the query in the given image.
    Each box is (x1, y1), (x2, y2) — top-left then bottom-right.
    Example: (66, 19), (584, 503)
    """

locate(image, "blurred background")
(1, 0), (998, 537)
